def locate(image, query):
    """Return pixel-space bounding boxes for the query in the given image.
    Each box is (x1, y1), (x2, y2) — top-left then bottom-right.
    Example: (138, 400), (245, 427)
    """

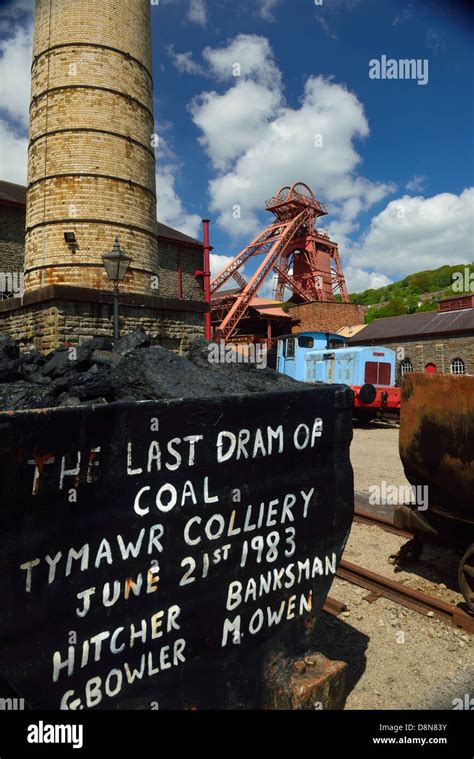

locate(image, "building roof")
(0, 181), (26, 207)
(249, 298), (291, 320)
(347, 308), (474, 343)
(157, 221), (202, 247)
(337, 324), (367, 338)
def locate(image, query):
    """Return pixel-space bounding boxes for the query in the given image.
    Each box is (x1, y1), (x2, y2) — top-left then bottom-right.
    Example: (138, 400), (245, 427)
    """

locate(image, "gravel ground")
(316, 423), (474, 710)
(351, 421), (410, 519)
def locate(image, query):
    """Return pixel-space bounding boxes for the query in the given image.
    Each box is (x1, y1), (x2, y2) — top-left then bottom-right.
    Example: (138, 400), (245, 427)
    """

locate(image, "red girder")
(210, 223), (282, 294)
(214, 210), (309, 341)
(211, 182), (349, 340)
(232, 270), (247, 289)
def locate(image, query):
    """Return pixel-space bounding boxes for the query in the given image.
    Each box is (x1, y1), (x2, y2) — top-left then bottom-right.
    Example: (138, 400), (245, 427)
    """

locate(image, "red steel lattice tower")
(211, 182), (349, 341)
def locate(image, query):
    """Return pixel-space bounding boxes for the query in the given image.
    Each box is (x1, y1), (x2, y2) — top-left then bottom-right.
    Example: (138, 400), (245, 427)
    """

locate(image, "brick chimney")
(25, 0), (158, 295)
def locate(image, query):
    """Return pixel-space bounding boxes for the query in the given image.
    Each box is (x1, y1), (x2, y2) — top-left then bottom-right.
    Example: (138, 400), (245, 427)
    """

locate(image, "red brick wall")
(289, 301), (368, 333)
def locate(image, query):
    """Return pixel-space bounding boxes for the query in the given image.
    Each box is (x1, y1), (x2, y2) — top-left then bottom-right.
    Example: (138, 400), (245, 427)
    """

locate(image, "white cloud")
(0, 0), (34, 21)
(0, 18), (32, 184)
(156, 165), (201, 239)
(0, 25), (32, 127)
(202, 34), (281, 87)
(190, 43), (394, 243)
(344, 266), (392, 293)
(349, 189), (474, 280)
(191, 80), (281, 171)
(187, 0), (207, 27)
(210, 252), (234, 279)
(406, 175), (425, 192)
(0, 119), (28, 184)
(167, 46), (205, 76)
(258, 0), (281, 22)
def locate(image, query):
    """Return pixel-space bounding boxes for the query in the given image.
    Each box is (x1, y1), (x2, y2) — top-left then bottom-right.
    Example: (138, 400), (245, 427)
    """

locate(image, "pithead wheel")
(458, 544), (474, 613)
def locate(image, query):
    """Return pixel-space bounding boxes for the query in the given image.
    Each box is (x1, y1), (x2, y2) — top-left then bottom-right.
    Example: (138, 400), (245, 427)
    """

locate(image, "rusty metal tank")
(396, 373), (474, 611)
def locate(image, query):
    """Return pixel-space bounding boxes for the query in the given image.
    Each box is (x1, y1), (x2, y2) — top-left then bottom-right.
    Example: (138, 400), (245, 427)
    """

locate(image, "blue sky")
(0, 0), (473, 292)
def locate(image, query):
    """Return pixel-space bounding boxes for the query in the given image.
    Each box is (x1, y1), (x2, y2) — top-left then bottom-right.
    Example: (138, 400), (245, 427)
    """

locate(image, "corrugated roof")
(0, 181), (26, 206)
(157, 221), (202, 246)
(347, 308), (474, 343)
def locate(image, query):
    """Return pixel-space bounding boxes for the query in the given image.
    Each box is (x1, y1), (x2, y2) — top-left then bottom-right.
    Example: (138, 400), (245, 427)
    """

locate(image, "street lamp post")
(101, 237), (132, 342)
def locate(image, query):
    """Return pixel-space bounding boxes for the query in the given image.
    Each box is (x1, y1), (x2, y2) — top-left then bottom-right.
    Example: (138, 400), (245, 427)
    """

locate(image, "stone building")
(288, 300), (368, 334)
(0, 0), (206, 353)
(0, 182), (26, 297)
(0, 185), (206, 352)
(347, 295), (474, 380)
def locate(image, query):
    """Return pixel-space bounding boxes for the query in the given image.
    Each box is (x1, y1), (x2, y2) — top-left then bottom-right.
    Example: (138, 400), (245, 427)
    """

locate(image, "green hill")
(347, 263), (473, 324)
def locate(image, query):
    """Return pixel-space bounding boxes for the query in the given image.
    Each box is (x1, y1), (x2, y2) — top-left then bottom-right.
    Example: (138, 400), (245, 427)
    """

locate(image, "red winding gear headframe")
(210, 182), (349, 342)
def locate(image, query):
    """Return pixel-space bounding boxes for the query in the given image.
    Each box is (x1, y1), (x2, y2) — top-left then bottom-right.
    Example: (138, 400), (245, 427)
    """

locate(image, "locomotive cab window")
(298, 336), (314, 349)
(285, 338), (296, 358)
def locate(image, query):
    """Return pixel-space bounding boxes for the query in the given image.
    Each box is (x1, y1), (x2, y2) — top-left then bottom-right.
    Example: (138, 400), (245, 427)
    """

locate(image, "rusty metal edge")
(354, 507), (413, 539)
(322, 596), (347, 617)
(337, 559), (474, 635)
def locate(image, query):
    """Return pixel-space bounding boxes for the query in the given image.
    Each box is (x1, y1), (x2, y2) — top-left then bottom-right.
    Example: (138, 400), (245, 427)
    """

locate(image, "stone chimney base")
(0, 286), (206, 355)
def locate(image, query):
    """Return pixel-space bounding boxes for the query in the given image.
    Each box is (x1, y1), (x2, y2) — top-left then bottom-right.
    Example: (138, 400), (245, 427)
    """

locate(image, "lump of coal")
(91, 350), (122, 368)
(0, 331), (302, 411)
(0, 381), (56, 411)
(67, 366), (114, 401)
(0, 334), (20, 360)
(111, 345), (212, 400)
(112, 327), (150, 356)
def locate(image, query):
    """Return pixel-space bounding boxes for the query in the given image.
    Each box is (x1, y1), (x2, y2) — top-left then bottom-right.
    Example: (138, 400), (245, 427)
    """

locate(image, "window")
(285, 338), (295, 358)
(364, 361), (392, 385)
(400, 359), (414, 376)
(298, 336), (314, 349)
(450, 358), (465, 375)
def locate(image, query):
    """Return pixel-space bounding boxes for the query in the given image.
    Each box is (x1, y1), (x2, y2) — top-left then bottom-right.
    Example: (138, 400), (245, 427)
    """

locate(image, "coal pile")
(0, 330), (299, 412)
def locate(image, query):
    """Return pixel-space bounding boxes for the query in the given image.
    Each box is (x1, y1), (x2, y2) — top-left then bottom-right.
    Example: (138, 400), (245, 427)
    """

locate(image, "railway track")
(323, 509), (474, 634)
(353, 507), (412, 538)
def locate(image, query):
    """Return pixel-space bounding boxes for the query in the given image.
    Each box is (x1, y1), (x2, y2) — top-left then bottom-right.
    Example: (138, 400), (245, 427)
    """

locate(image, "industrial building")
(347, 294), (474, 379)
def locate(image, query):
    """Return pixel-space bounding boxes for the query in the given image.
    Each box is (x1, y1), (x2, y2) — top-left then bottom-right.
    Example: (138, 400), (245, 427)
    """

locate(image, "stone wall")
(158, 239), (204, 301)
(288, 301), (368, 333)
(0, 204), (25, 277)
(0, 286), (206, 354)
(359, 335), (474, 381)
